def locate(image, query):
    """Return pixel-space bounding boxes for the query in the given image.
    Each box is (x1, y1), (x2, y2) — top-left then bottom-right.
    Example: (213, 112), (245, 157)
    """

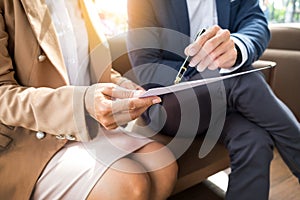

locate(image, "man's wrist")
(233, 43), (242, 67)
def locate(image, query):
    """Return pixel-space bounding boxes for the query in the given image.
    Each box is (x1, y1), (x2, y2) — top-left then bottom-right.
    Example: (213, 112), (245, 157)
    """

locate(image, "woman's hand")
(85, 83), (160, 130)
(116, 77), (144, 90)
(185, 25), (237, 72)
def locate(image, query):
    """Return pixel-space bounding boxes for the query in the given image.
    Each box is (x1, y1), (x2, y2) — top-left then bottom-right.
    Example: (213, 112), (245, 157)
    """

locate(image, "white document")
(139, 64), (275, 98)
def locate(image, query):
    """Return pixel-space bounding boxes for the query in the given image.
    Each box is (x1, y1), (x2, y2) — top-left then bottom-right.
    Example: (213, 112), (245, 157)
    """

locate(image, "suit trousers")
(143, 66), (300, 200)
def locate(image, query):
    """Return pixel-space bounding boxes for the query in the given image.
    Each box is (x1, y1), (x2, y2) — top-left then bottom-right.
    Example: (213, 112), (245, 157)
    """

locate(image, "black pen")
(174, 28), (206, 84)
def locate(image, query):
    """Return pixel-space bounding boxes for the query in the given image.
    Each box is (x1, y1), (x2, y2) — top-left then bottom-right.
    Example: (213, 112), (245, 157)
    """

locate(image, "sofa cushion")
(268, 24), (300, 51)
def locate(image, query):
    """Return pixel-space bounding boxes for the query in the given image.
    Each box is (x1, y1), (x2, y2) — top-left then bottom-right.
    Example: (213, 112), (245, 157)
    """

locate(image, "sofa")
(108, 23), (300, 195)
(260, 24), (300, 121)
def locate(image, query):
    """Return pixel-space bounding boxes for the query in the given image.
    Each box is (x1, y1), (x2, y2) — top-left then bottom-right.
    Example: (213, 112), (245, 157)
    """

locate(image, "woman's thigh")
(87, 158), (151, 200)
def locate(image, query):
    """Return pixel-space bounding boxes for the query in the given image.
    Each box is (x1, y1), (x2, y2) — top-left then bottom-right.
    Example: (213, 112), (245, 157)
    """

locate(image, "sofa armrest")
(253, 60), (277, 88)
(260, 24), (300, 121)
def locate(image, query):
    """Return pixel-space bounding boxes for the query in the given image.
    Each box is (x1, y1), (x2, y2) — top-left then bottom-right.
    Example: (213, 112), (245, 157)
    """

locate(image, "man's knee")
(226, 127), (274, 168)
(228, 126), (272, 147)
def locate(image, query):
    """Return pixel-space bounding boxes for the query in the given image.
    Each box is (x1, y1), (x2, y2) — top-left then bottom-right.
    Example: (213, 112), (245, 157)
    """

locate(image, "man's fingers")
(202, 29), (230, 54)
(188, 27), (235, 71)
(185, 25), (221, 57)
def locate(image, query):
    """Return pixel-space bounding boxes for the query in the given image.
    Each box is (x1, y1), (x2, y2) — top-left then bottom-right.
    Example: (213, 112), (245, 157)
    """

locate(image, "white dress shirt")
(45, 0), (90, 85)
(186, 0), (248, 73)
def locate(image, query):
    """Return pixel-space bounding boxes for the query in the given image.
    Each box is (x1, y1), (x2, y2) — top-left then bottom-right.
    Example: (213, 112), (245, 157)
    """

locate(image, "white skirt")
(32, 127), (152, 200)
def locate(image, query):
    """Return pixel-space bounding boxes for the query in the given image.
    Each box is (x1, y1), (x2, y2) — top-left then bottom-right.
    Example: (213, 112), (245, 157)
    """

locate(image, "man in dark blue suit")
(127, 0), (300, 199)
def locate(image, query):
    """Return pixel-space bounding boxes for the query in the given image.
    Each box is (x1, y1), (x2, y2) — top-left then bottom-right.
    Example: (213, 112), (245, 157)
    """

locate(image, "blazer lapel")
(216, 0), (230, 28)
(169, 0), (191, 50)
(20, 0), (69, 84)
(170, 0), (190, 36)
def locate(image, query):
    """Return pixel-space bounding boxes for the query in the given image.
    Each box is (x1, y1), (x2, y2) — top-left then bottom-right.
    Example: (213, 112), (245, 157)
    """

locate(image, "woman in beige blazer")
(0, 0), (177, 199)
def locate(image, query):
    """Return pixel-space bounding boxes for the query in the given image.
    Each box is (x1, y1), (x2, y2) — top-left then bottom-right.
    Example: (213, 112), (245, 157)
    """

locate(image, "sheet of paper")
(139, 65), (274, 98)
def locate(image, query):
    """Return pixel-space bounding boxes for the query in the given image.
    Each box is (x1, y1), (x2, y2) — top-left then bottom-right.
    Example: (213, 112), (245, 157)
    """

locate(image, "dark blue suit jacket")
(127, 0), (270, 86)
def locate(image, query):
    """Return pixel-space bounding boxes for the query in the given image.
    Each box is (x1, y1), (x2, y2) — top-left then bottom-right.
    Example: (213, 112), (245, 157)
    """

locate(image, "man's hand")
(85, 83), (161, 130)
(185, 25), (237, 72)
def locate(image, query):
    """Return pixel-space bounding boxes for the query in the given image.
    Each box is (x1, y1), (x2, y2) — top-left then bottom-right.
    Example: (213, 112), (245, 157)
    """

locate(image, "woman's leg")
(87, 157), (151, 200)
(88, 142), (178, 200)
(129, 142), (178, 200)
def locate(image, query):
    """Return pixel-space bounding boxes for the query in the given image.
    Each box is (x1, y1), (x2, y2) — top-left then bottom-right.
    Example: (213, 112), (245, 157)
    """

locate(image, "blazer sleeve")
(0, 10), (93, 142)
(229, 0), (270, 66)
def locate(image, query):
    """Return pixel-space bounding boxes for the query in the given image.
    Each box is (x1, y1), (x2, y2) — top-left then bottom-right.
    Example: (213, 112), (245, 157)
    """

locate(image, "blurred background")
(94, 0), (300, 37)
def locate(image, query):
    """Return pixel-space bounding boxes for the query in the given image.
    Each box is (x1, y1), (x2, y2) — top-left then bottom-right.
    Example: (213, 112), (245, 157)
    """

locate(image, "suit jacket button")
(65, 134), (76, 141)
(36, 131), (46, 139)
(38, 54), (47, 62)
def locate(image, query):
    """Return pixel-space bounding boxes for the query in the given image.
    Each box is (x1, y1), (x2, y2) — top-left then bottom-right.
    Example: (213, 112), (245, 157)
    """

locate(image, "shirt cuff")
(219, 36), (248, 74)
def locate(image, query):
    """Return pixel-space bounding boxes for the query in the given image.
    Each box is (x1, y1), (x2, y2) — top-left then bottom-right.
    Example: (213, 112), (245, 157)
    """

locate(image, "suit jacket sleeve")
(0, 10), (93, 142)
(127, 0), (270, 87)
(228, 0), (270, 66)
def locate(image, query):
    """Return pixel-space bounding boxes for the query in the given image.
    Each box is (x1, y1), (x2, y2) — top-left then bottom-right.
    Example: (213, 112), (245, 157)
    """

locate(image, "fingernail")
(189, 60), (196, 67)
(189, 47), (196, 55)
(152, 97), (162, 104)
(197, 64), (206, 72)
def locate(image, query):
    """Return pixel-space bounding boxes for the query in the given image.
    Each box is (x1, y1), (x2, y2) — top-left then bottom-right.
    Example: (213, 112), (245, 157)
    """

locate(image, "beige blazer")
(0, 0), (121, 198)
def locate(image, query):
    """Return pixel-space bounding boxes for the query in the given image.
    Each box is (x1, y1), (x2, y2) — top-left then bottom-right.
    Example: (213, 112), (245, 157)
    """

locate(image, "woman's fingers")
(104, 106), (151, 130)
(90, 83), (161, 129)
